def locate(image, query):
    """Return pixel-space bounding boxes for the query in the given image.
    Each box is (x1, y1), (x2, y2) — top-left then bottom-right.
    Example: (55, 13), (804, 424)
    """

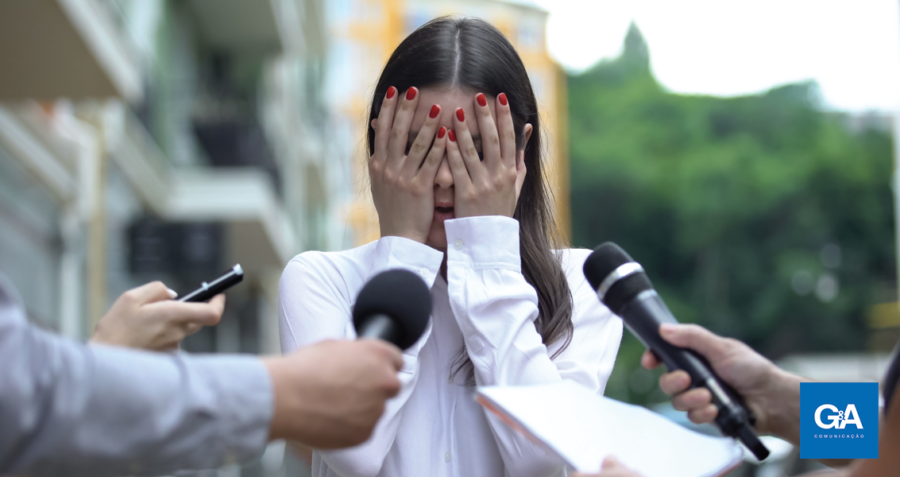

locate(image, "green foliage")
(569, 26), (896, 404)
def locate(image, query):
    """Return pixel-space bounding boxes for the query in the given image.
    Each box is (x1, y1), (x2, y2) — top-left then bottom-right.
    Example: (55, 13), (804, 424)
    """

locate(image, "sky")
(530, 0), (900, 113)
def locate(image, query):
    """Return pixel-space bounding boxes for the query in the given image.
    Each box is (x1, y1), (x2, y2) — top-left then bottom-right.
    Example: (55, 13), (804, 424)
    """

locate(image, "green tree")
(569, 24), (896, 404)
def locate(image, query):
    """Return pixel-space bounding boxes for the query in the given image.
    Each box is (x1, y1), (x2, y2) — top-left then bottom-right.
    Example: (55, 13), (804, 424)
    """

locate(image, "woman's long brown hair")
(366, 17), (574, 383)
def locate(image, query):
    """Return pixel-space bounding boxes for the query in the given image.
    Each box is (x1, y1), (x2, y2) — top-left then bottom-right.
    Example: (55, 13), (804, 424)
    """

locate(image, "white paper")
(477, 381), (743, 477)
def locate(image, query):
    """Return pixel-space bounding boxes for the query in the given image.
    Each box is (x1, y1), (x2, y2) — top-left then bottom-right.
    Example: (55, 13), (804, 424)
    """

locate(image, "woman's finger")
(452, 107), (485, 184)
(403, 104), (442, 177)
(496, 92), (517, 168)
(386, 87), (420, 173)
(446, 130), (473, 192)
(372, 86), (398, 166)
(473, 92), (501, 170)
(417, 126), (447, 181)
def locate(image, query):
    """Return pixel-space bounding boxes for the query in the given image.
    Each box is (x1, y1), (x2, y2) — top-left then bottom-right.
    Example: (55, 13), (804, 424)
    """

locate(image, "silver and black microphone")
(584, 242), (770, 461)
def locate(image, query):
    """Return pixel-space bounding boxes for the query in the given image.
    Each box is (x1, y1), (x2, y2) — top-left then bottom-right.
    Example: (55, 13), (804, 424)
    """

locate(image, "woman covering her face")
(279, 16), (623, 477)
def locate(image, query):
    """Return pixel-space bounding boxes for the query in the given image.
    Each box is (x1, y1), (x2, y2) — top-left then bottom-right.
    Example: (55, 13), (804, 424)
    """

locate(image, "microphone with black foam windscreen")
(353, 269), (432, 350)
(583, 242), (770, 461)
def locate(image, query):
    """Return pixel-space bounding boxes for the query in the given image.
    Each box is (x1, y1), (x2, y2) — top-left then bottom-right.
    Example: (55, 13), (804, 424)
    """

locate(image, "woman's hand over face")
(370, 86), (448, 243)
(446, 92), (527, 219)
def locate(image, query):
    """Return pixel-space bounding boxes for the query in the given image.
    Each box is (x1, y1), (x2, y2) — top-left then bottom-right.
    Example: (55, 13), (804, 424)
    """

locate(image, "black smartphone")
(178, 264), (244, 302)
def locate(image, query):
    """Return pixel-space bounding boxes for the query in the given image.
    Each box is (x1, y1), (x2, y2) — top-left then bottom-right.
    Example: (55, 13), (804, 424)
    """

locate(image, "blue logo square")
(800, 382), (879, 459)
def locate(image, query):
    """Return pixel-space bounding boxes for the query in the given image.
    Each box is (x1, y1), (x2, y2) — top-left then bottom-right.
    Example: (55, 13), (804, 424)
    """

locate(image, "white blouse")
(278, 216), (623, 477)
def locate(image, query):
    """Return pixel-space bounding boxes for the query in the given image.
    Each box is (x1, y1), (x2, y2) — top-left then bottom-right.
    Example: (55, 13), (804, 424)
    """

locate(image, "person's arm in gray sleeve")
(0, 273), (406, 477)
(0, 278), (273, 477)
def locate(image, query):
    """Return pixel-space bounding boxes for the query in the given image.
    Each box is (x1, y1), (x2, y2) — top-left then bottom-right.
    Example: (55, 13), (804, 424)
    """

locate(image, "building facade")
(0, 1), (337, 475)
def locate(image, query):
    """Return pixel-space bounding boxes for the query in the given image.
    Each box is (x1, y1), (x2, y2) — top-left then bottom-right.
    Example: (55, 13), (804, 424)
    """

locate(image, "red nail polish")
(386, 86), (396, 99)
(448, 130), (456, 142)
(429, 104), (440, 118)
(406, 87), (417, 100)
(499, 92), (508, 106)
(476, 93), (487, 107)
(456, 108), (465, 122)
(437, 126), (446, 139)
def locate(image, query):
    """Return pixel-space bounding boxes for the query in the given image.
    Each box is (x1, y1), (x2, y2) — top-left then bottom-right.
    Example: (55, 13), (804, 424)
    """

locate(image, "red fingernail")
(456, 108), (465, 122)
(437, 126), (446, 139)
(429, 104), (440, 118)
(499, 92), (508, 106)
(386, 86), (396, 99)
(448, 130), (456, 142)
(476, 93), (487, 107)
(406, 87), (417, 100)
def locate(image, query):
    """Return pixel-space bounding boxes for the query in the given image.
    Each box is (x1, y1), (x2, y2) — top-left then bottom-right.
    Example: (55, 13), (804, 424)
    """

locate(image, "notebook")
(476, 381), (744, 477)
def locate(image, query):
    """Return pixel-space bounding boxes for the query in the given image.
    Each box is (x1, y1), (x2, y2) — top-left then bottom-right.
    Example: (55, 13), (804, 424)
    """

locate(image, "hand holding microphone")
(269, 269), (432, 448)
(642, 323), (805, 447)
(583, 242), (771, 460)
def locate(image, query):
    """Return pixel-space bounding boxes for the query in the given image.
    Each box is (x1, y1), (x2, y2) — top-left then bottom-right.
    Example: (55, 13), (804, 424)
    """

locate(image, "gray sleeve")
(0, 281), (273, 477)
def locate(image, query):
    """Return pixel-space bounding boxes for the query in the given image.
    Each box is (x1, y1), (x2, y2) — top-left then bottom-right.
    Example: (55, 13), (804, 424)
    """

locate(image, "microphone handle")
(619, 290), (715, 386)
(357, 314), (402, 345)
(618, 290), (770, 460)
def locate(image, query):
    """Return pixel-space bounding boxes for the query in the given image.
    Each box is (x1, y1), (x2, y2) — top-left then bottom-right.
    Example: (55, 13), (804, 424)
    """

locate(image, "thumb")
(659, 323), (730, 361)
(366, 339), (404, 371)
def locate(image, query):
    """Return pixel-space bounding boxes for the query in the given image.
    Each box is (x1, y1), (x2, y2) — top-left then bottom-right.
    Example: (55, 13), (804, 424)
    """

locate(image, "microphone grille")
(352, 269), (432, 349)
(584, 242), (656, 314)
(583, 242), (634, 290)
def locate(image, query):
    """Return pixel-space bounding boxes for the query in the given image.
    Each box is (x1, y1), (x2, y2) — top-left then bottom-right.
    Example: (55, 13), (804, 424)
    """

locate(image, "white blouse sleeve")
(443, 217), (623, 477)
(278, 236), (444, 477)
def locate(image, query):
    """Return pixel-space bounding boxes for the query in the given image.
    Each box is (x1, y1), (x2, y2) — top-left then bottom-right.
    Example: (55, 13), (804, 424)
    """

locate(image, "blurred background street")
(0, 0), (898, 476)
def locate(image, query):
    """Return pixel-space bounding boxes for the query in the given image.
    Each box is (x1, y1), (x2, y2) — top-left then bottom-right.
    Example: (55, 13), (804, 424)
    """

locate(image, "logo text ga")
(814, 404), (863, 430)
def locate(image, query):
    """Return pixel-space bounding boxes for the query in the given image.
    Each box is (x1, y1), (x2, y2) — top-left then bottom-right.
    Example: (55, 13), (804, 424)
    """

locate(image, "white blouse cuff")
(444, 216), (521, 272)
(372, 235), (445, 286)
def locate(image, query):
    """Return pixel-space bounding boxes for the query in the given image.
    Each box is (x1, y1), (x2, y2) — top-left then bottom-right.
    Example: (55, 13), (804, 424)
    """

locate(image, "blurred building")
(326, 0), (571, 245)
(0, 1), (341, 475)
(0, 0), (347, 343)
